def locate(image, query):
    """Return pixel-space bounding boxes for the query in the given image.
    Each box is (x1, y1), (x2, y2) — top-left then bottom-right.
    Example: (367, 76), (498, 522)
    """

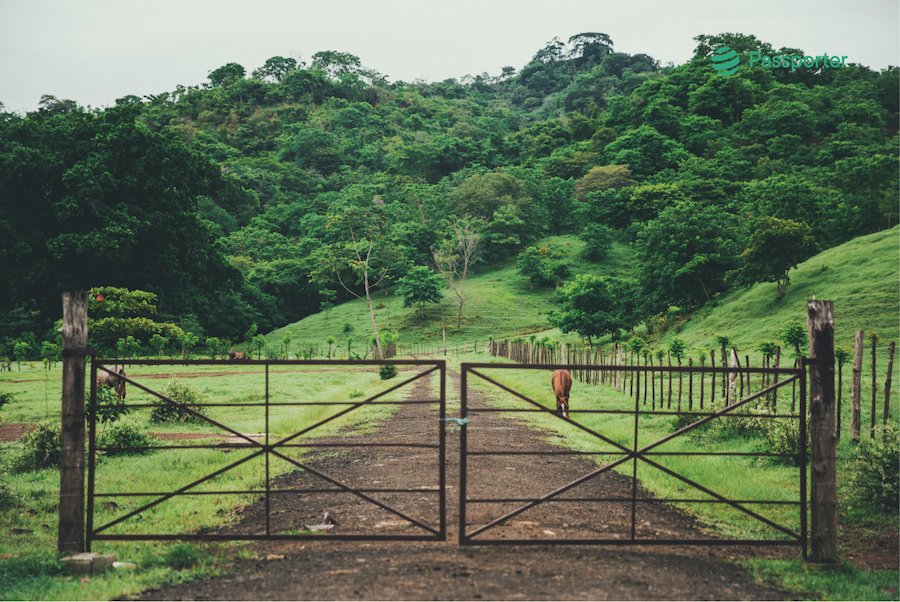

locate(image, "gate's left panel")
(86, 359), (446, 547)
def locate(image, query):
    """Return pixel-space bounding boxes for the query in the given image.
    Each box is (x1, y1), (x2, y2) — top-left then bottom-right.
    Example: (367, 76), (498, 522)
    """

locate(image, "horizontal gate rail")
(87, 358), (446, 547)
(459, 362), (807, 555)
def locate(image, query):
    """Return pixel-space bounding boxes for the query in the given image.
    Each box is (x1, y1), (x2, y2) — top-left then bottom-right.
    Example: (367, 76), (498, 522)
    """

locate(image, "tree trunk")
(884, 342), (896, 429)
(60, 291), (88, 553)
(807, 299), (837, 564)
(851, 330), (863, 442)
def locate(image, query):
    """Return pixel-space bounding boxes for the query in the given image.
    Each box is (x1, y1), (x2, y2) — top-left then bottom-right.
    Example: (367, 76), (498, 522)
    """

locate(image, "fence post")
(884, 342), (896, 428)
(851, 330), (863, 442)
(807, 299), (837, 564)
(59, 291), (89, 553)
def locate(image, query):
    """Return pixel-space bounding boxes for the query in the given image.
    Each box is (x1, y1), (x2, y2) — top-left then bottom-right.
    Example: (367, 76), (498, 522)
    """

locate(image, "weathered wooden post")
(870, 332), (879, 439)
(851, 330), (863, 442)
(807, 299), (837, 563)
(884, 342), (896, 429)
(59, 291), (89, 553)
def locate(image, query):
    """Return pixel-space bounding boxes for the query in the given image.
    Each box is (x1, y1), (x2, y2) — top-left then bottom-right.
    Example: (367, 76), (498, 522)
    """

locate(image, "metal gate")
(458, 362), (807, 557)
(86, 358), (446, 549)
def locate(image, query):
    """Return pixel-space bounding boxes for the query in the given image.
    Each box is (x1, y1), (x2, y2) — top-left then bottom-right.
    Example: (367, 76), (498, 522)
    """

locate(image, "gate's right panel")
(458, 362), (806, 556)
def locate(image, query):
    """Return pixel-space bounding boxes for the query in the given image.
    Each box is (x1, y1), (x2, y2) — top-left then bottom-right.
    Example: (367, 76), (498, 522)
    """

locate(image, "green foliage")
(155, 544), (210, 570)
(87, 383), (129, 425)
(0, 554), (70, 596)
(97, 419), (157, 456)
(846, 425), (899, 511)
(756, 340), (778, 359)
(150, 381), (208, 424)
(378, 364), (399, 380)
(668, 338), (687, 361)
(635, 201), (744, 314)
(778, 321), (807, 358)
(0, 392), (14, 412)
(396, 266), (444, 318)
(756, 411), (809, 465)
(728, 217), (820, 297)
(251, 334), (267, 360)
(548, 274), (639, 343)
(12, 420), (60, 472)
(578, 223), (614, 260)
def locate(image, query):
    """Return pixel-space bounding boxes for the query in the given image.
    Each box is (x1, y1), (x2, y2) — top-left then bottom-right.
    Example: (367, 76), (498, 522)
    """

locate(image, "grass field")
(0, 227), (896, 600)
(0, 360), (431, 600)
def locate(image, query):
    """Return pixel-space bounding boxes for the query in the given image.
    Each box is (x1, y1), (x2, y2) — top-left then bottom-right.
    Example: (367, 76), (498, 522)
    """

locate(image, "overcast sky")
(2, 0), (898, 114)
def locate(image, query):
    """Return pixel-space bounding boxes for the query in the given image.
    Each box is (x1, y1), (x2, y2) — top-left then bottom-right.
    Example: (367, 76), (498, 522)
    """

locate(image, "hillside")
(655, 225), (899, 354)
(2, 31), (897, 360)
(266, 235), (635, 353)
(268, 227), (898, 361)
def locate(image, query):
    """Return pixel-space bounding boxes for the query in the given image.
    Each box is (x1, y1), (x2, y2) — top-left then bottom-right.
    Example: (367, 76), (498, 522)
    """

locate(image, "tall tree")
(635, 200), (744, 314)
(432, 216), (483, 330)
(311, 206), (407, 358)
(396, 266), (444, 319)
(0, 104), (239, 336)
(727, 217), (820, 297)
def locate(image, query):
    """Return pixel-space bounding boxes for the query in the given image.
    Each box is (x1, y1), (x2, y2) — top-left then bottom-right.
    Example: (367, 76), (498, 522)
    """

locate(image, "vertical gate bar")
(459, 364), (468, 545)
(439, 361), (446, 540)
(631, 384), (639, 541)
(266, 362), (271, 537)
(800, 365), (808, 560)
(86, 360), (98, 553)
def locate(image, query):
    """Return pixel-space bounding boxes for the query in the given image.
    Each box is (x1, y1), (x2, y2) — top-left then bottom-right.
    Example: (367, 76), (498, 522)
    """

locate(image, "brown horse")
(97, 366), (127, 400)
(551, 369), (572, 418)
(228, 350), (250, 360)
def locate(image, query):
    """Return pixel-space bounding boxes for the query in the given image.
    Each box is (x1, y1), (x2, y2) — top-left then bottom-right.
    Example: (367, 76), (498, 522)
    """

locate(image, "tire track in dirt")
(133, 361), (790, 600)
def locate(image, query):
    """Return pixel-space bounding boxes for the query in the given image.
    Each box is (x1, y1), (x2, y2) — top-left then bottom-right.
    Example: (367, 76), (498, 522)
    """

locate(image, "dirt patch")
(134, 366), (793, 601)
(0, 423), (35, 442)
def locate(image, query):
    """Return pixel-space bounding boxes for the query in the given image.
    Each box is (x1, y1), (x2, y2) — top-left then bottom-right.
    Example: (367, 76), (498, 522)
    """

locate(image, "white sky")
(1, 0), (898, 114)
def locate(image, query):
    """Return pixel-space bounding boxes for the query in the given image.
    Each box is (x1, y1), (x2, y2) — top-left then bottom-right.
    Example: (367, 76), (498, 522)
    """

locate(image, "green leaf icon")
(712, 46), (740, 76)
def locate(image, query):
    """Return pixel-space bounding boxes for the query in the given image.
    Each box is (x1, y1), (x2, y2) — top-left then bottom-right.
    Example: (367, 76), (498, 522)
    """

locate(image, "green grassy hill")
(652, 225), (899, 355)
(268, 227), (898, 361)
(266, 235), (635, 354)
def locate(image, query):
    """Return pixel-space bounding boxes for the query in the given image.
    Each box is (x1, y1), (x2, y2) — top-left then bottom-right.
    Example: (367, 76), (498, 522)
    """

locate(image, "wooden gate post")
(851, 330), (863, 441)
(807, 299), (837, 563)
(59, 291), (89, 553)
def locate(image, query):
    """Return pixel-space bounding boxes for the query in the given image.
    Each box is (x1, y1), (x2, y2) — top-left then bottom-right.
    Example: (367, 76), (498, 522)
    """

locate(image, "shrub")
(150, 381), (208, 424)
(379, 364), (398, 380)
(97, 420), (158, 455)
(12, 420), (60, 472)
(86, 384), (129, 425)
(756, 409), (809, 465)
(846, 425), (899, 511)
(140, 543), (209, 570)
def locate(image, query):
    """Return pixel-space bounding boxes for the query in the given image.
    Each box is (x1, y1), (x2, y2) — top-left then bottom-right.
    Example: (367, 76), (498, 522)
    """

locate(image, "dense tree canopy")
(1, 31), (897, 356)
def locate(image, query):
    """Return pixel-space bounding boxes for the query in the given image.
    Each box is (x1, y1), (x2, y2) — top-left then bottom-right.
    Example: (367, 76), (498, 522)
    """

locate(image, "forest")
(1, 31), (897, 357)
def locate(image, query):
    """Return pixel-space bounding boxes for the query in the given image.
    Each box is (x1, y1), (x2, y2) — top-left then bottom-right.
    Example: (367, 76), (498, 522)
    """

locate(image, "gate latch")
(439, 412), (469, 434)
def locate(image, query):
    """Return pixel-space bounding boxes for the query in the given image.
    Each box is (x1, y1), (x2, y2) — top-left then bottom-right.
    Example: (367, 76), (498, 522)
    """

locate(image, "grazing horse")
(228, 351), (250, 361)
(97, 366), (127, 400)
(551, 369), (572, 418)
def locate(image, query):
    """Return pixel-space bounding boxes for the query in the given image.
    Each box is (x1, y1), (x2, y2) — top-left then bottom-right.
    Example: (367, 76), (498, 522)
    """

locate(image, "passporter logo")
(711, 46), (740, 76)
(712, 46), (848, 76)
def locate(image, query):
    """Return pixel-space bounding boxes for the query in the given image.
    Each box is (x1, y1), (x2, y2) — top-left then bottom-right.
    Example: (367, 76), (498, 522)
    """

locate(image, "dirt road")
(135, 364), (791, 600)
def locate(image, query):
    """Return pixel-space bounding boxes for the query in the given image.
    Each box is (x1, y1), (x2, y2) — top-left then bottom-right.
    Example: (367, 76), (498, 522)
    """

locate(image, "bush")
(12, 420), (60, 472)
(86, 384), (129, 425)
(379, 364), (398, 380)
(140, 543), (209, 570)
(753, 408), (809, 465)
(846, 425), (899, 511)
(97, 420), (158, 455)
(150, 381), (208, 424)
